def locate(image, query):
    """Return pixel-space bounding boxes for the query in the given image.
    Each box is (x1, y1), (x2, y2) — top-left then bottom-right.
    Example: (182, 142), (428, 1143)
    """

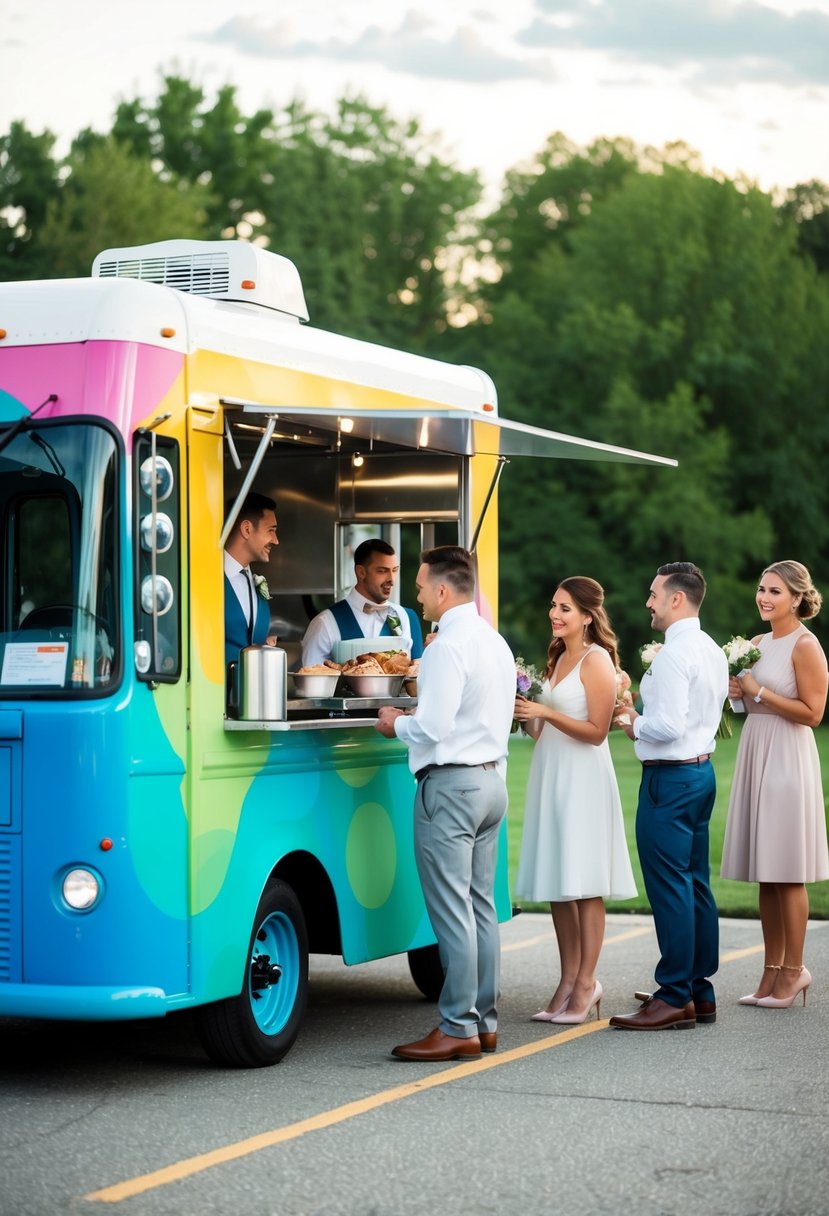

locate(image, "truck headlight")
(62, 868), (101, 911)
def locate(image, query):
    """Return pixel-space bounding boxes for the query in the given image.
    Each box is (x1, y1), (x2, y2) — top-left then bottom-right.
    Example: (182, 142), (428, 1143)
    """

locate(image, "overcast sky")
(3, 0), (829, 197)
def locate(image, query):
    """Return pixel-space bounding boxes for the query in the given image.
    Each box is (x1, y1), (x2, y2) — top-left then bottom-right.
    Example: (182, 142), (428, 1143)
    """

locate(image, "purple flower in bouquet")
(512, 657), (543, 733)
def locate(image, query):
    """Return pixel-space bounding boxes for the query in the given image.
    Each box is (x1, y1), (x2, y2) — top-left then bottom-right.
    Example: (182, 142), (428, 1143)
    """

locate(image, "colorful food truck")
(0, 239), (674, 1066)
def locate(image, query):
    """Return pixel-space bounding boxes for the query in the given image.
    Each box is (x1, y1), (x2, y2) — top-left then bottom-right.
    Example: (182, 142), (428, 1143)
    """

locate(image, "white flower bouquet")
(722, 634), (761, 715)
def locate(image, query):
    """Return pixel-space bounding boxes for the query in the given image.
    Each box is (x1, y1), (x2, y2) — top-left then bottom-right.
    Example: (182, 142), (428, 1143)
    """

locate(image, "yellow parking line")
(86, 929), (768, 1205)
(503, 924), (653, 953)
(85, 1021), (606, 1204)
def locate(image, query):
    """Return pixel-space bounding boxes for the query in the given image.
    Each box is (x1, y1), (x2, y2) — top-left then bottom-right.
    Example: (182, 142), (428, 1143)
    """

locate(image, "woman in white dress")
(514, 577), (636, 1025)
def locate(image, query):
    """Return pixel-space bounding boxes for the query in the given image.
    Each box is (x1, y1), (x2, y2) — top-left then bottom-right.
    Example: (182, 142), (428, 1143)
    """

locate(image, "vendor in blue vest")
(224, 491), (279, 667)
(301, 539), (423, 667)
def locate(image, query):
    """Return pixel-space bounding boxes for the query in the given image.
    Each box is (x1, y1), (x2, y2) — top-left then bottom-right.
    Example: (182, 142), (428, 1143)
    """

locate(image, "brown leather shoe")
(634, 991), (716, 1024)
(479, 1032), (497, 1053)
(609, 998), (696, 1031)
(391, 1028), (482, 1061)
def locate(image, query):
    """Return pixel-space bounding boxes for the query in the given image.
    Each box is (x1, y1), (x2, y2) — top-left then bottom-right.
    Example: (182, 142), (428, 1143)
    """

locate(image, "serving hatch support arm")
(219, 413), (278, 549)
(470, 456), (508, 553)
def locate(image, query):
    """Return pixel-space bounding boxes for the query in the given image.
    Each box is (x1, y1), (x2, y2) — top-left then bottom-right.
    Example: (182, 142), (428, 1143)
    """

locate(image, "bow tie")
(363, 602), (389, 615)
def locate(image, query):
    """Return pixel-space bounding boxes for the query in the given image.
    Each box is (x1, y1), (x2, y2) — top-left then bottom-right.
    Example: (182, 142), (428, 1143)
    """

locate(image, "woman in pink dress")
(720, 561), (829, 1008)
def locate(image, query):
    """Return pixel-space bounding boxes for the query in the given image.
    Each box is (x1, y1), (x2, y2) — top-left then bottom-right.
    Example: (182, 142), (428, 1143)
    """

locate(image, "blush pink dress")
(721, 625), (829, 883)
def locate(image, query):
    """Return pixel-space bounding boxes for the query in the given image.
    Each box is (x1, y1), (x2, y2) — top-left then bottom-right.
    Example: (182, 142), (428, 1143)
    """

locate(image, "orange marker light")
(99, 838), (114, 851)
(240, 280), (256, 290)
(160, 327), (176, 338)
(0, 328), (7, 340)
(482, 402), (495, 412)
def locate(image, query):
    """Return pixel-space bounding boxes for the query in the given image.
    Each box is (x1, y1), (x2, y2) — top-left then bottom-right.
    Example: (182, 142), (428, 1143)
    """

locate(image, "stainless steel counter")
(224, 695), (415, 731)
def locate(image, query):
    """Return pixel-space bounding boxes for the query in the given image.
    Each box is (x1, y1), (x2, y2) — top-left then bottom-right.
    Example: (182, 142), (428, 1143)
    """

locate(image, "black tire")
(407, 943), (445, 1001)
(196, 879), (309, 1068)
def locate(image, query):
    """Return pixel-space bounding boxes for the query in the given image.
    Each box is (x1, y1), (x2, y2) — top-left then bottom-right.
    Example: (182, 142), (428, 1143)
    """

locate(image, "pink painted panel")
(0, 342), (183, 441)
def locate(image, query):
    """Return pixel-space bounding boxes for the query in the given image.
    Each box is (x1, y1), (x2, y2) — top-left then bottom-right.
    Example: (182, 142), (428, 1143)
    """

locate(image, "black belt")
(415, 761), (498, 782)
(642, 754), (711, 767)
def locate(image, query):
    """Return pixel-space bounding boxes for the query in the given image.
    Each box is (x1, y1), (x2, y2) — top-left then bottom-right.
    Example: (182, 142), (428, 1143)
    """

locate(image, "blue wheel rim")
(249, 910), (299, 1035)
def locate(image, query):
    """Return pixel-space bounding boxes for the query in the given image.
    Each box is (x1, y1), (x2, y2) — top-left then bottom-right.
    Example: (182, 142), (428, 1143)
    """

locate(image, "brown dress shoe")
(609, 998), (696, 1031)
(391, 1028), (482, 1061)
(479, 1032), (497, 1053)
(634, 992), (716, 1025)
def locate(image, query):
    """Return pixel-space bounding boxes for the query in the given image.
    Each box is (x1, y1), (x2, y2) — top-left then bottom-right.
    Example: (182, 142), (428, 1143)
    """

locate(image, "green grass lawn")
(506, 721), (829, 919)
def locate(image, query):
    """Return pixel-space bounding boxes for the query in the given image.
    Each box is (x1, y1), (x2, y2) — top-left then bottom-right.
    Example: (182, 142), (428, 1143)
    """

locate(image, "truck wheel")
(407, 943), (444, 1001)
(197, 879), (309, 1068)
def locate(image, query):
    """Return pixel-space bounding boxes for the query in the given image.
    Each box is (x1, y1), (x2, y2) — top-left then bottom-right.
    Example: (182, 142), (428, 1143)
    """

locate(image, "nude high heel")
(550, 981), (603, 1024)
(756, 965), (812, 1008)
(738, 963), (781, 1006)
(531, 995), (571, 1022)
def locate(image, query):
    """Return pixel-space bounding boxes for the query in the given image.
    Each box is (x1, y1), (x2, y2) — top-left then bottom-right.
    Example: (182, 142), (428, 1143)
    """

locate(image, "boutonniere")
(254, 574), (271, 601)
(385, 612), (403, 635)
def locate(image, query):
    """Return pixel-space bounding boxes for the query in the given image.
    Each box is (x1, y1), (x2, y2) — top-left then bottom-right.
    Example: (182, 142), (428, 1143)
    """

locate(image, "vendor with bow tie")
(301, 539), (424, 668)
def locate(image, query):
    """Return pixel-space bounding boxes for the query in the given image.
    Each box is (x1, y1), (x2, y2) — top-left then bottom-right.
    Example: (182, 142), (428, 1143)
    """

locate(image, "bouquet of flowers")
(720, 635), (762, 733)
(723, 635), (762, 678)
(613, 668), (634, 728)
(512, 657), (543, 733)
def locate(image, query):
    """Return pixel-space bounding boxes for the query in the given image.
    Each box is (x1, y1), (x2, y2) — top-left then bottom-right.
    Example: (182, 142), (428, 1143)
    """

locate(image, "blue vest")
(224, 574), (270, 666)
(329, 600), (423, 659)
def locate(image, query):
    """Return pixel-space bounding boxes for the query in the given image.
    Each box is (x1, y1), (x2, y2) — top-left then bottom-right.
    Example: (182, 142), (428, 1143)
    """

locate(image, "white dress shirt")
(301, 587), (414, 667)
(634, 617), (729, 761)
(393, 601), (515, 777)
(224, 551), (255, 626)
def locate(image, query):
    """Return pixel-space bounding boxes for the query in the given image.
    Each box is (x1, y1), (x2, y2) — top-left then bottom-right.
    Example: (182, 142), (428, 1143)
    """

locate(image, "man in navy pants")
(610, 562), (728, 1031)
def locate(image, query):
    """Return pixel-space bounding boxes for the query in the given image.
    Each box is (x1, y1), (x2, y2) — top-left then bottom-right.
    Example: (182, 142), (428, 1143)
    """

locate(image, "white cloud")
(525, 0), (829, 85)
(206, 10), (555, 83)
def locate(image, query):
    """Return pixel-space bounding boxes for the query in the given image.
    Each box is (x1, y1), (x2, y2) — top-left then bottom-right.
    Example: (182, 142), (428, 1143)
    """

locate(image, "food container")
(231, 645), (287, 721)
(342, 674), (405, 697)
(332, 638), (411, 664)
(290, 672), (341, 698)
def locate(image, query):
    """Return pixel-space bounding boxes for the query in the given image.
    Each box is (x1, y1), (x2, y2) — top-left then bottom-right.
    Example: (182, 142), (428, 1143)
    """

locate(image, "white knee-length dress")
(514, 645), (637, 902)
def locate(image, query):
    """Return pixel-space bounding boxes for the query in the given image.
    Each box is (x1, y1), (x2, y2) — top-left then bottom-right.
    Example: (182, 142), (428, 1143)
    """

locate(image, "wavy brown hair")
(545, 576), (620, 679)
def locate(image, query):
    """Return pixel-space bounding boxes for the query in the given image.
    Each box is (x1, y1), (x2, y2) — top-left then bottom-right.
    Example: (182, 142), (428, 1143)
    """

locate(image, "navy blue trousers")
(635, 761), (719, 1008)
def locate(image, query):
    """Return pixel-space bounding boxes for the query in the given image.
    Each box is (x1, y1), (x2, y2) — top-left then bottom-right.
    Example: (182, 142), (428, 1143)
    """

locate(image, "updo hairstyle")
(763, 560), (822, 620)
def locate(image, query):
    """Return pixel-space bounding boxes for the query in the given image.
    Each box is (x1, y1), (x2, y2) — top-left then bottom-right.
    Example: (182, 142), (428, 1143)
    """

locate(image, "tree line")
(3, 76), (829, 675)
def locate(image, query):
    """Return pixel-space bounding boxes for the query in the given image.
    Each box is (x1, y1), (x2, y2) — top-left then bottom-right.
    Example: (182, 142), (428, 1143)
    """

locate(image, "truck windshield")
(0, 420), (119, 696)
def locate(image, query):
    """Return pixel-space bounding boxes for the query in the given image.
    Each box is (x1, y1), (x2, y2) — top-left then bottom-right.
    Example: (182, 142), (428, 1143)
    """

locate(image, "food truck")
(0, 239), (674, 1066)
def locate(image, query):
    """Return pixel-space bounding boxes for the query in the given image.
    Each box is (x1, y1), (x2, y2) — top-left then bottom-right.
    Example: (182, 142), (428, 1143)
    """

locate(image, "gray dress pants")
(414, 766), (508, 1037)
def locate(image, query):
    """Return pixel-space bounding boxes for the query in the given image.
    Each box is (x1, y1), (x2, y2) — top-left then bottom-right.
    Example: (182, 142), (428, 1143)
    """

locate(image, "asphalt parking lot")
(1, 911), (827, 1216)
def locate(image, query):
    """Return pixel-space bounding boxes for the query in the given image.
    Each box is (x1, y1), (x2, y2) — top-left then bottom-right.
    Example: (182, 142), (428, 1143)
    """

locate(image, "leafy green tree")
(780, 179), (829, 273)
(0, 122), (62, 278)
(109, 78), (482, 346)
(36, 137), (211, 278)
(462, 150), (829, 665)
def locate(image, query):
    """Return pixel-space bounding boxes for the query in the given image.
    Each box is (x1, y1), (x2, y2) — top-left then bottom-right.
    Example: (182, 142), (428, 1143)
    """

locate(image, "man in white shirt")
(223, 492), (279, 666)
(375, 546), (515, 1061)
(301, 539), (423, 666)
(610, 562), (728, 1031)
